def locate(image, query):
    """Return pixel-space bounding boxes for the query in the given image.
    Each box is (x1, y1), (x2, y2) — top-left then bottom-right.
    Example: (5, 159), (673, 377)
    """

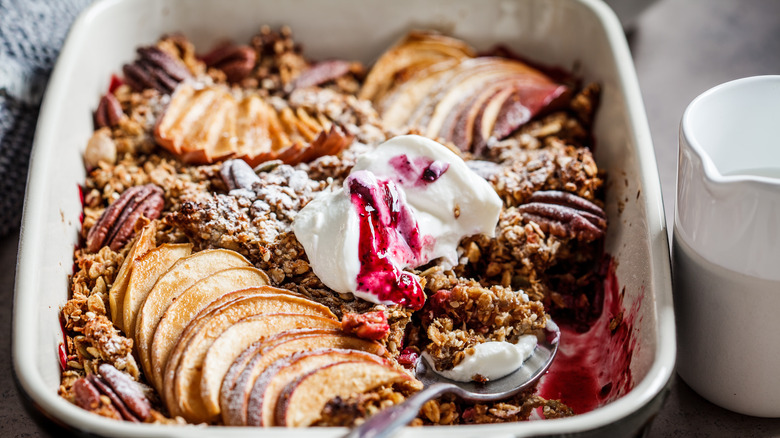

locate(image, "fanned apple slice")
(222, 329), (386, 425)
(108, 222), (157, 330)
(200, 313), (340, 419)
(275, 360), (420, 427)
(295, 108), (323, 134)
(378, 59), (459, 129)
(234, 95), (273, 158)
(245, 348), (388, 427)
(122, 243), (192, 338)
(149, 266), (270, 392)
(134, 249), (251, 386)
(419, 58), (545, 136)
(168, 292), (336, 423)
(153, 83), (197, 154)
(162, 287), (303, 416)
(156, 84), (224, 155)
(359, 31), (475, 103)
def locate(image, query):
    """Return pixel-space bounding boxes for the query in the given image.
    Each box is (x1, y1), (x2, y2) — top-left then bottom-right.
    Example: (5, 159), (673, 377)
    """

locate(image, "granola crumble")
(58, 27), (611, 426)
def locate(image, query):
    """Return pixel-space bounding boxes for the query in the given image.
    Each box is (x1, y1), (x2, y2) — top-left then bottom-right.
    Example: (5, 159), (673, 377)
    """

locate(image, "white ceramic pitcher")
(674, 75), (780, 417)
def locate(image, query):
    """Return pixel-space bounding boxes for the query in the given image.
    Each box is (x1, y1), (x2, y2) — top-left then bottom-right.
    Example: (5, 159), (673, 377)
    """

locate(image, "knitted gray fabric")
(0, 0), (92, 236)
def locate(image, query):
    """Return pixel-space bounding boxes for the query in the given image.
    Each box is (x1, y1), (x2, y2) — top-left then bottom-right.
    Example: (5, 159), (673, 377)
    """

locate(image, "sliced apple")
(234, 95), (274, 159)
(122, 243), (192, 339)
(419, 58), (541, 135)
(378, 59), (460, 129)
(200, 313), (341, 419)
(222, 329), (386, 425)
(168, 292), (336, 423)
(359, 31), (476, 103)
(274, 360), (420, 427)
(149, 266), (270, 392)
(243, 348), (385, 427)
(364, 33), (570, 154)
(162, 287), (303, 414)
(155, 84), (228, 156)
(134, 249), (251, 386)
(108, 222), (157, 330)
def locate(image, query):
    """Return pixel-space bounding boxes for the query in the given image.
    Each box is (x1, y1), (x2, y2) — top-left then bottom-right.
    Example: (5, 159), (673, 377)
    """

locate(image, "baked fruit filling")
(60, 26), (604, 426)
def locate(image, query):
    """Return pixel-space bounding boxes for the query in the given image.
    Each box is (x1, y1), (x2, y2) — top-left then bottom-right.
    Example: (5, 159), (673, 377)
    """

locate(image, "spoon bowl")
(344, 320), (560, 438)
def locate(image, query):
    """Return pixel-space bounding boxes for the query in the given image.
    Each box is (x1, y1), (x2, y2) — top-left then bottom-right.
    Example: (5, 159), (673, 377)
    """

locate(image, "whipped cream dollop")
(293, 135), (502, 309)
(423, 335), (539, 382)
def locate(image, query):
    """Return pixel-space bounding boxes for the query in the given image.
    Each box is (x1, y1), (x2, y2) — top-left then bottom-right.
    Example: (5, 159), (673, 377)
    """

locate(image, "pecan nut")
(86, 184), (164, 253)
(518, 190), (606, 242)
(98, 363), (151, 420)
(122, 46), (192, 94)
(201, 43), (257, 83)
(527, 190), (606, 219)
(73, 377), (102, 411)
(73, 364), (151, 422)
(88, 374), (140, 422)
(94, 92), (124, 129)
(220, 159), (260, 191)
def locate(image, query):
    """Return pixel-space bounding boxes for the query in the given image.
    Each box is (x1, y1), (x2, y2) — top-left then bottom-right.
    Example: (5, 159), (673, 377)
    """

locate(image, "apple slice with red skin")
(471, 82), (570, 155)
(199, 313), (341, 420)
(135, 249), (252, 385)
(274, 360), (421, 427)
(162, 286), (304, 413)
(122, 243), (192, 339)
(149, 266), (270, 393)
(245, 349), (391, 427)
(378, 60), (459, 130)
(221, 329), (386, 425)
(359, 31), (475, 104)
(165, 289), (335, 422)
(220, 328), (343, 425)
(406, 58), (536, 133)
(108, 222), (158, 330)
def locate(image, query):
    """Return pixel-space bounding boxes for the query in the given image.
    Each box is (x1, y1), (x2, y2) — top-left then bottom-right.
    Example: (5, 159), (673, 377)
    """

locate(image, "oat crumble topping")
(59, 27), (608, 426)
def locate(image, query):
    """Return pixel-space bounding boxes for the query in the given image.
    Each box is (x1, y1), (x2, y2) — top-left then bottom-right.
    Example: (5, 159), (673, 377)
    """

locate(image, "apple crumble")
(59, 26), (605, 427)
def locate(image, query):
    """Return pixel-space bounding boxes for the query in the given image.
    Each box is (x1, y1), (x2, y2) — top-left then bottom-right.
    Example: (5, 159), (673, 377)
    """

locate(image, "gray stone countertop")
(2, 0), (780, 436)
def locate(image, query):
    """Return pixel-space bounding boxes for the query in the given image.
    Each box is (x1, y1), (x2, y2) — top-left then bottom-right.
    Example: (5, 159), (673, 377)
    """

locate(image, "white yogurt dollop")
(292, 135), (502, 307)
(351, 135), (502, 268)
(423, 335), (539, 382)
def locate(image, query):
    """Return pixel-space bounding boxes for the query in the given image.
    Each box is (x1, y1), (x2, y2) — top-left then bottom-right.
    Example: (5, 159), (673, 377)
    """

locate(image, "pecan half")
(86, 184), (164, 253)
(72, 364), (151, 422)
(74, 377), (122, 420)
(94, 92), (124, 129)
(88, 374), (140, 422)
(518, 190), (606, 242)
(201, 43), (256, 83)
(73, 377), (102, 411)
(220, 159), (260, 191)
(527, 190), (606, 219)
(122, 46), (192, 94)
(98, 363), (151, 420)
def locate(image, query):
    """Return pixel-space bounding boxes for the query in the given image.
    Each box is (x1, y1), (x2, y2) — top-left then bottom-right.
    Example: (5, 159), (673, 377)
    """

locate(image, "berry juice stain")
(537, 256), (640, 415)
(347, 171), (428, 309)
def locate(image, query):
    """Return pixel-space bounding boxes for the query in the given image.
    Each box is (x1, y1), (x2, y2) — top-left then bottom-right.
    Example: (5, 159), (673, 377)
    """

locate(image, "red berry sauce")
(537, 256), (640, 415)
(347, 171), (430, 309)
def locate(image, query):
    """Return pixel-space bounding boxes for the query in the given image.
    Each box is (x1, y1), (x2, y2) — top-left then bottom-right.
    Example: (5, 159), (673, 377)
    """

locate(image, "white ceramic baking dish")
(13, 0), (674, 436)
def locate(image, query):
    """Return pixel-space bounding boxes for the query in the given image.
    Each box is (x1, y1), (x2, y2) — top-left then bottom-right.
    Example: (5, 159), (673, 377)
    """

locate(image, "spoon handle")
(342, 383), (456, 438)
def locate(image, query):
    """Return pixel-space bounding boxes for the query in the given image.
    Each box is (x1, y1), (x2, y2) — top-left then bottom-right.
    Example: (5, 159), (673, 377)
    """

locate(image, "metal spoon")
(343, 321), (560, 438)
